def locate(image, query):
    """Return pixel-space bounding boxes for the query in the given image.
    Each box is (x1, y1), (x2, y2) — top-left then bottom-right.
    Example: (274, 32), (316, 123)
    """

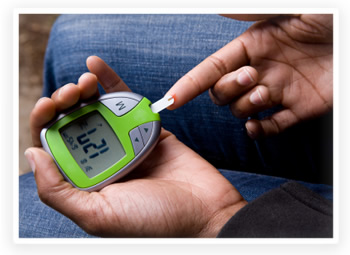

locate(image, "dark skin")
(27, 58), (246, 237)
(26, 14), (333, 237)
(167, 14), (333, 138)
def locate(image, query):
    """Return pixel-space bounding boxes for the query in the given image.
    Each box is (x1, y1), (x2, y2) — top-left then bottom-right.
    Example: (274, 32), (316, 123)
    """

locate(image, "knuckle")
(210, 76), (233, 105)
(266, 116), (281, 135)
(230, 103), (248, 118)
(209, 87), (225, 106)
(106, 77), (123, 91)
(207, 55), (229, 77)
(184, 73), (202, 95)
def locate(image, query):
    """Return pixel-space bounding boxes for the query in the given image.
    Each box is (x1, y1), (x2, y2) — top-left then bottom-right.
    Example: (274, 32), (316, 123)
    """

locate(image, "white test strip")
(150, 95), (174, 113)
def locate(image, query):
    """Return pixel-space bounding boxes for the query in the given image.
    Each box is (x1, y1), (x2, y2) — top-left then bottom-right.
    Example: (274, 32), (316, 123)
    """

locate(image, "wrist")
(198, 199), (248, 237)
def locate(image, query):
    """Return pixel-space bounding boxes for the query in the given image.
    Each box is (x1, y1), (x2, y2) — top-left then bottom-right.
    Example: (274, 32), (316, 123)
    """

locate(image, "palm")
(30, 56), (246, 237)
(243, 14), (333, 122)
(78, 130), (244, 237)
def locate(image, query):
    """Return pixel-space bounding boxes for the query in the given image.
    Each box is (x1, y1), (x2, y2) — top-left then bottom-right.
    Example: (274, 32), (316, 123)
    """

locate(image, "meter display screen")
(60, 111), (126, 178)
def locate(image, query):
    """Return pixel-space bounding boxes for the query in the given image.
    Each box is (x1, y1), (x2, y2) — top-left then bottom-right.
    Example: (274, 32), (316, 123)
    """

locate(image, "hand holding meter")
(40, 92), (174, 192)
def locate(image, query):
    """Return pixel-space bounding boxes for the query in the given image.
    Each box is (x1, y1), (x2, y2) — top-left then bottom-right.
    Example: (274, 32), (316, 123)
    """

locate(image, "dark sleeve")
(217, 181), (333, 238)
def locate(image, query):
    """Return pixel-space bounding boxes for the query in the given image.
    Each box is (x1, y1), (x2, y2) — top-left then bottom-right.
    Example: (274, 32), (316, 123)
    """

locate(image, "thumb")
(24, 147), (90, 221)
(245, 109), (299, 139)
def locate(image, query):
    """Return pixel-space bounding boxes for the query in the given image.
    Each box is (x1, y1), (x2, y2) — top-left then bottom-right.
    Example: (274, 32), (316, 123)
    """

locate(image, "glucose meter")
(40, 91), (174, 192)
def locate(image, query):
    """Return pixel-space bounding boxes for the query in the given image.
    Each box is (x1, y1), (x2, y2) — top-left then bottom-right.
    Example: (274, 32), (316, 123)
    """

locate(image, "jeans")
(19, 14), (333, 238)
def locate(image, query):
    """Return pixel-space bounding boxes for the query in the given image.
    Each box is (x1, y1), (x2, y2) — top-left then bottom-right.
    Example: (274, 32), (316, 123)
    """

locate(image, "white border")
(332, 9), (339, 246)
(13, 10), (20, 246)
(15, 7), (338, 14)
(12, 7), (339, 249)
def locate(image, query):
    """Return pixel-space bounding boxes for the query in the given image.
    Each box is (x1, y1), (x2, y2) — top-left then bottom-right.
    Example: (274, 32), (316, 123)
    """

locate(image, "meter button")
(129, 127), (144, 156)
(101, 97), (139, 116)
(139, 122), (153, 144)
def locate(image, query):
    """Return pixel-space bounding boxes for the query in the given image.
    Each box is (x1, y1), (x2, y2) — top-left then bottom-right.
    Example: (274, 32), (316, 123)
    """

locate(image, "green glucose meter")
(40, 92), (161, 192)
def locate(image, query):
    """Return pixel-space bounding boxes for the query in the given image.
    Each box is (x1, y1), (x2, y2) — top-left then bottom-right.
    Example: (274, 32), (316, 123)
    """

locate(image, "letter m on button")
(116, 101), (126, 111)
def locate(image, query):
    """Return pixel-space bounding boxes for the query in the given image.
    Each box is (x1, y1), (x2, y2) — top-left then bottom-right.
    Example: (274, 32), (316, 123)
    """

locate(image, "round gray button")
(101, 97), (139, 116)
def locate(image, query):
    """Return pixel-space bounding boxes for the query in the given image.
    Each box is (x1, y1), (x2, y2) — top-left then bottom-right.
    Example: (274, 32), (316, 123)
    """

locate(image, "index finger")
(30, 97), (56, 147)
(165, 38), (248, 110)
(86, 56), (131, 93)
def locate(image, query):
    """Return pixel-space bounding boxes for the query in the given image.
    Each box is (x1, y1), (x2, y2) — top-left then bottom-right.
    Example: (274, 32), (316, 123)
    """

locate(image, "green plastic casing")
(45, 97), (160, 189)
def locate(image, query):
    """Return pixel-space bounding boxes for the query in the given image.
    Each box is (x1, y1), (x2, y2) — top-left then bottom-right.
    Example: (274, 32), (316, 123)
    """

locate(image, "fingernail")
(58, 86), (65, 98)
(78, 72), (91, 84)
(237, 68), (254, 86)
(245, 123), (257, 140)
(34, 97), (47, 107)
(250, 88), (264, 105)
(78, 74), (86, 84)
(24, 149), (35, 173)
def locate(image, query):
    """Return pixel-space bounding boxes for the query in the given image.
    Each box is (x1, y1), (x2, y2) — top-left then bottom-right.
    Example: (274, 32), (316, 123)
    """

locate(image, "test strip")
(150, 95), (174, 113)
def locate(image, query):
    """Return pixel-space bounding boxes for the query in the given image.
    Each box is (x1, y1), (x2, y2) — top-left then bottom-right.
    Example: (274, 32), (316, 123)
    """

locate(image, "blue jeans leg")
(19, 170), (333, 237)
(219, 170), (333, 203)
(19, 172), (95, 238)
(43, 14), (333, 184)
(19, 14), (333, 238)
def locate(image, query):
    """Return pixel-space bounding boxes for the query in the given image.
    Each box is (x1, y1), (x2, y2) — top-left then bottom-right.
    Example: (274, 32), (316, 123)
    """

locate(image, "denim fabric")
(43, 14), (259, 173)
(19, 173), (95, 238)
(19, 170), (332, 238)
(19, 14), (333, 238)
(43, 14), (333, 184)
(219, 170), (333, 203)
